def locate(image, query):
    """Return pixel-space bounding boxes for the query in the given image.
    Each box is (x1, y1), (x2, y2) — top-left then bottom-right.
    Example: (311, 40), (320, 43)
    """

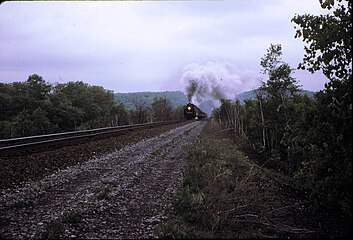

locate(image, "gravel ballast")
(0, 121), (206, 239)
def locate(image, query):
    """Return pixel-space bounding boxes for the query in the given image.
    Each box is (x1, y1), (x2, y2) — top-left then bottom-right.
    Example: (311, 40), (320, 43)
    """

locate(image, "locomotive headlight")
(187, 106), (192, 110)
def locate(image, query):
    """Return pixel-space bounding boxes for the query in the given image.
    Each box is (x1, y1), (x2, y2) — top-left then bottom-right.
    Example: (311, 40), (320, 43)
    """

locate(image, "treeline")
(114, 91), (188, 109)
(213, 0), (351, 227)
(0, 75), (183, 139)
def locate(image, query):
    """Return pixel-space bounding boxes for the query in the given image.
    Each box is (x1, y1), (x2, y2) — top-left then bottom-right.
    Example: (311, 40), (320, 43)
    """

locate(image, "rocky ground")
(0, 121), (206, 239)
(0, 122), (190, 190)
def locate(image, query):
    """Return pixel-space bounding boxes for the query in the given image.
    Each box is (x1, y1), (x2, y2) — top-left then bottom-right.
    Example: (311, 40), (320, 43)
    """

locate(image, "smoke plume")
(180, 61), (257, 106)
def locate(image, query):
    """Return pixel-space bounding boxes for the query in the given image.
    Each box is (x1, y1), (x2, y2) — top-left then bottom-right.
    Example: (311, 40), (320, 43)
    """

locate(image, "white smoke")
(180, 61), (258, 107)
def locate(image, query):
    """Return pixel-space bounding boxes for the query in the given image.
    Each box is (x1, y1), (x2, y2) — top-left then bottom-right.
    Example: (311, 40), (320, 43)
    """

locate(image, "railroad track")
(0, 120), (184, 156)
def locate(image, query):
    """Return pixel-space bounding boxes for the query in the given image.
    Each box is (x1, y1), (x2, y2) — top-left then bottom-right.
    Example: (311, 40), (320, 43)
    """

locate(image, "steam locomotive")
(184, 103), (207, 120)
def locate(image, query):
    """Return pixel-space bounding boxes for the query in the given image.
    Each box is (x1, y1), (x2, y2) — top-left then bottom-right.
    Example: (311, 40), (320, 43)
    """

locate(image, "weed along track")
(0, 121), (206, 239)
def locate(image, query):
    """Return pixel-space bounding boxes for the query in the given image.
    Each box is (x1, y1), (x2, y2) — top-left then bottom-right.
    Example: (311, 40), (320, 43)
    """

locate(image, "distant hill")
(114, 89), (316, 115)
(235, 89), (316, 103)
(114, 91), (188, 110)
(198, 100), (215, 116)
(114, 91), (215, 115)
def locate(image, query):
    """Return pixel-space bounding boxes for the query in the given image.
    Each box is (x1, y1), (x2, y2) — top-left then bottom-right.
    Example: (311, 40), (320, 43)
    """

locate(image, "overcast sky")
(0, 0), (329, 94)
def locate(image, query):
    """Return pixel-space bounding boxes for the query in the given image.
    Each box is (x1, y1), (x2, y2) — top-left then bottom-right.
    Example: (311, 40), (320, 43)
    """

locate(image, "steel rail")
(0, 120), (184, 155)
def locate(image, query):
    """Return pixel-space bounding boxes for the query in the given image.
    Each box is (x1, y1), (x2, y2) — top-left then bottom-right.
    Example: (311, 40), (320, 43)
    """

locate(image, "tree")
(292, 0), (352, 82)
(0, 75), (120, 137)
(0, 75), (53, 137)
(47, 92), (84, 131)
(31, 107), (52, 135)
(151, 97), (173, 122)
(292, 0), (351, 136)
(0, 83), (13, 121)
(0, 76), (51, 117)
(292, 0), (352, 221)
(26, 74), (52, 101)
(22, 74), (52, 113)
(110, 103), (129, 126)
(10, 110), (33, 137)
(52, 81), (116, 129)
(260, 44), (300, 105)
(130, 96), (149, 124)
(258, 44), (301, 172)
(171, 106), (185, 121)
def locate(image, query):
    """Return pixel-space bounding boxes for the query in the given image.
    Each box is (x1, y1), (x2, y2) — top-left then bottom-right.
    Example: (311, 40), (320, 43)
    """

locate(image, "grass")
(159, 120), (323, 238)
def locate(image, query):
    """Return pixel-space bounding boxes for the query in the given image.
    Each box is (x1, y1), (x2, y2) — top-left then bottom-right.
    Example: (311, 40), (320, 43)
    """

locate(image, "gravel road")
(0, 121), (206, 239)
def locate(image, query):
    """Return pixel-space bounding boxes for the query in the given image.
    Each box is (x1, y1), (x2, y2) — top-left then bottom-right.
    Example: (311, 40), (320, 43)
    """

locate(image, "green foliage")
(46, 92), (85, 131)
(234, 89), (315, 105)
(51, 81), (115, 129)
(162, 136), (255, 238)
(151, 96), (173, 121)
(213, 24), (351, 226)
(48, 83), (95, 130)
(115, 91), (216, 116)
(292, 0), (352, 82)
(257, 44), (300, 171)
(0, 75), (127, 138)
(212, 44), (302, 173)
(0, 75), (56, 137)
(293, 81), (352, 218)
(161, 121), (337, 238)
(260, 44), (284, 75)
(222, 31), (350, 213)
(0, 75), (51, 121)
(26, 74), (52, 101)
(109, 103), (129, 126)
(291, 0), (352, 221)
(0, 75), (188, 138)
(115, 92), (186, 124)
(260, 44), (300, 101)
(114, 91), (188, 110)
(171, 105), (185, 121)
